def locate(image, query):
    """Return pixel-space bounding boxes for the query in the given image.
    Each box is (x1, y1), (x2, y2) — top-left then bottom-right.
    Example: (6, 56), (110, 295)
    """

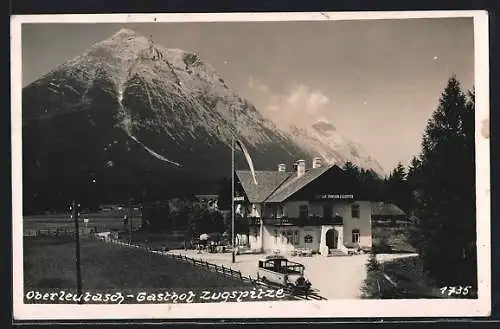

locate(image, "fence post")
(239, 271), (243, 281)
(206, 261), (209, 270)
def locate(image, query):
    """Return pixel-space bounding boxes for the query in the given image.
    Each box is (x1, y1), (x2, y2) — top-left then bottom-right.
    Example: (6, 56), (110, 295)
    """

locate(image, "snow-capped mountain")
(22, 28), (312, 212)
(22, 28), (384, 212)
(287, 118), (385, 176)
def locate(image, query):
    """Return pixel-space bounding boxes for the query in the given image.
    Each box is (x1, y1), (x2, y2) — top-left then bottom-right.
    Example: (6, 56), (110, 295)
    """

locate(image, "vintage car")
(256, 255), (312, 291)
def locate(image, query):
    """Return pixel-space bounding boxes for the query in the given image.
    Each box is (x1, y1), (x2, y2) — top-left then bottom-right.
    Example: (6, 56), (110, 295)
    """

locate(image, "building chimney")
(297, 160), (306, 177)
(312, 157), (322, 169)
(278, 163), (286, 172)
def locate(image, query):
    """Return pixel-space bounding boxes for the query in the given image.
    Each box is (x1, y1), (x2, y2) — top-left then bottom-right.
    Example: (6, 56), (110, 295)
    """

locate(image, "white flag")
(236, 139), (258, 185)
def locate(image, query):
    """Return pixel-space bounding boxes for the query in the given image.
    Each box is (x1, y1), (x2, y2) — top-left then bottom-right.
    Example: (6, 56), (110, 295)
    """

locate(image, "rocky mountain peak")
(111, 27), (141, 39)
(22, 28), (387, 212)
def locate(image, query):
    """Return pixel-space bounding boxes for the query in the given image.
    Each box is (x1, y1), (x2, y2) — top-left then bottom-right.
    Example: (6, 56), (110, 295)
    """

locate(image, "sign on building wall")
(314, 194), (354, 200)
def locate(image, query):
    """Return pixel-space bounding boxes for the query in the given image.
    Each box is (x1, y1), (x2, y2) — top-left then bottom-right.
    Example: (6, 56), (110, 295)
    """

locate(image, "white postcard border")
(11, 10), (491, 320)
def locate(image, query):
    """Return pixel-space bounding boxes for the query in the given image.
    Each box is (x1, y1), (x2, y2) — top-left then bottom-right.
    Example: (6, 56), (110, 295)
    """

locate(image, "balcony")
(241, 215), (343, 227)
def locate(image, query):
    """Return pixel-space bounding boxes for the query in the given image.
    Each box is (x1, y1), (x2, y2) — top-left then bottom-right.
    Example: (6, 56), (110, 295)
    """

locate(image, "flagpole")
(231, 105), (236, 263)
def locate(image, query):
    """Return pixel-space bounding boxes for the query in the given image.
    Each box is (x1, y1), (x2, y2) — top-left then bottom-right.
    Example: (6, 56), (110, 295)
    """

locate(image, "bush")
(366, 253), (381, 272)
(361, 253), (382, 299)
(372, 234), (392, 254)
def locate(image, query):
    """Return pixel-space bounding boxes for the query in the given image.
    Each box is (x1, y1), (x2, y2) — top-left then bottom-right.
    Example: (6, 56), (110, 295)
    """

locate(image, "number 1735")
(440, 286), (472, 296)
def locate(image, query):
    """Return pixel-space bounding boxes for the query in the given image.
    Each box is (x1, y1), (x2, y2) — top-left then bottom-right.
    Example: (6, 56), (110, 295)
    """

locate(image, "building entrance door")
(325, 229), (338, 249)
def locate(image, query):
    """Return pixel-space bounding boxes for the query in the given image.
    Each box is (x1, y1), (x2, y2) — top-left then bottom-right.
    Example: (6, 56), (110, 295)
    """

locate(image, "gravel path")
(168, 250), (420, 300)
(168, 250), (370, 299)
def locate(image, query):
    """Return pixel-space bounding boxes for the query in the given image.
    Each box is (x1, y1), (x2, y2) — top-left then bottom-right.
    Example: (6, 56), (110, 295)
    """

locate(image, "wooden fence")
(23, 223), (141, 238)
(107, 239), (327, 301)
(172, 253), (248, 282)
(108, 239), (250, 282)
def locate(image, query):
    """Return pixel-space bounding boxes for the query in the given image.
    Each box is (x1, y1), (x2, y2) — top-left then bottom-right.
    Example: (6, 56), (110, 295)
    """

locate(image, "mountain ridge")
(22, 28), (385, 212)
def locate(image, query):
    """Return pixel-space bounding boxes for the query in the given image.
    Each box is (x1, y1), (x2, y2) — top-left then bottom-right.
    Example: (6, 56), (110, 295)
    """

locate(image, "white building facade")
(235, 158), (373, 257)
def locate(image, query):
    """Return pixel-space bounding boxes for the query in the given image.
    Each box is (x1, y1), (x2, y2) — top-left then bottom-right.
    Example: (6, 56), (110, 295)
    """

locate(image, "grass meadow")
(23, 209), (143, 233)
(23, 235), (253, 291)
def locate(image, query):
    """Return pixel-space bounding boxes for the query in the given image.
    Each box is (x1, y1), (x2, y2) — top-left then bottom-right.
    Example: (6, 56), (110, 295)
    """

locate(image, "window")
(299, 205), (308, 219)
(351, 204), (360, 218)
(277, 204), (284, 217)
(281, 229), (300, 245)
(352, 229), (360, 244)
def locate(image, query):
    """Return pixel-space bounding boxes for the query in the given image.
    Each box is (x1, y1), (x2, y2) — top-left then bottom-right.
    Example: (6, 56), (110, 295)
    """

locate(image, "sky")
(21, 18), (475, 174)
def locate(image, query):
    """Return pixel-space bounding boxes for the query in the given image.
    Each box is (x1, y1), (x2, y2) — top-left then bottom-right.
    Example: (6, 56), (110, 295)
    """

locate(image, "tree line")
(352, 75), (476, 288)
(142, 197), (225, 238)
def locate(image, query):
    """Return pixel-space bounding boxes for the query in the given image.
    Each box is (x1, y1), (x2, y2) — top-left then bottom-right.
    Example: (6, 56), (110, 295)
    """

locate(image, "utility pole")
(128, 198), (133, 245)
(72, 200), (83, 303)
(231, 104), (236, 264)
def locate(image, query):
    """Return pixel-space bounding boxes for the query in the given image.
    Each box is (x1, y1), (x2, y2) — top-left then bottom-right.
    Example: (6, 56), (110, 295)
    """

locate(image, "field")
(23, 209), (142, 235)
(24, 235), (253, 291)
(122, 230), (188, 250)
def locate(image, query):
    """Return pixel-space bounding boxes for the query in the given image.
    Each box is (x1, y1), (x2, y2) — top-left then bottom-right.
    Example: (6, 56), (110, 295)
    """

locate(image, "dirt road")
(169, 250), (371, 299)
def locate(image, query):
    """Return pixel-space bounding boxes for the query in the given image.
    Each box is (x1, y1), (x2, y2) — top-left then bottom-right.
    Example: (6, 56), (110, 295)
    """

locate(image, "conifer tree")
(386, 162), (410, 212)
(343, 161), (361, 177)
(411, 75), (476, 286)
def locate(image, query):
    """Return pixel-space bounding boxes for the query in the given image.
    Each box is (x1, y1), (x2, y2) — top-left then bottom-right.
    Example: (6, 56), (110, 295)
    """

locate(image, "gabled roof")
(235, 164), (335, 203)
(265, 165), (334, 203)
(235, 170), (290, 203)
(371, 202), (406, 216)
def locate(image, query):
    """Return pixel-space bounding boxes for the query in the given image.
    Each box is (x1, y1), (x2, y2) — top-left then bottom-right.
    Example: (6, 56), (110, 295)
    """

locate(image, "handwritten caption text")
(25, 288), (287, 304)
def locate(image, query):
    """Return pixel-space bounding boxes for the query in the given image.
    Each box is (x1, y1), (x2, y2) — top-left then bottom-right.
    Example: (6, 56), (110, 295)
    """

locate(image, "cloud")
(251, 81), (331, 129)
(257, 83), (269, 93)
(269, 83), (330, 116)
(267, 104), (280, 112)
(248, 76), (255, 88)
(248, 75), (269, 94)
